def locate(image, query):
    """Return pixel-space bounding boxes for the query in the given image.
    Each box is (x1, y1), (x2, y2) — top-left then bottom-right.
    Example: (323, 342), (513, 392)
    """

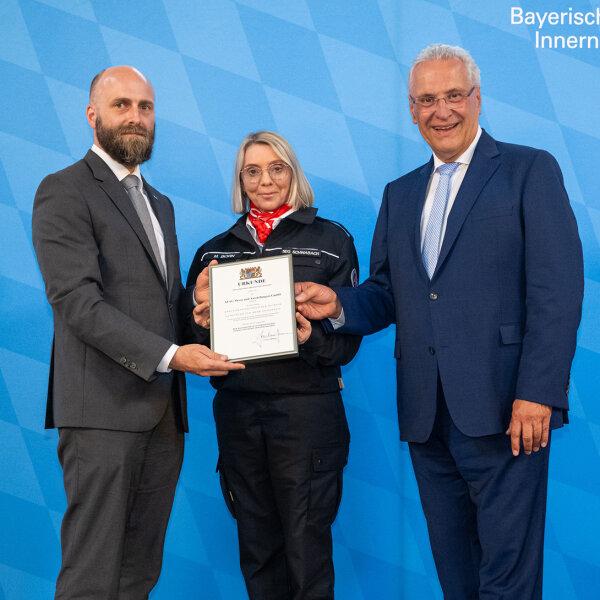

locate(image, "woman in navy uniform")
(186, 131), (361, 600)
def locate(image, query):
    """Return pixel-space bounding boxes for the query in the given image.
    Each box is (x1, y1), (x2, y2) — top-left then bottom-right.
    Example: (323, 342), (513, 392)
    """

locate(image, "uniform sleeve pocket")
(500, 323), (523, 345)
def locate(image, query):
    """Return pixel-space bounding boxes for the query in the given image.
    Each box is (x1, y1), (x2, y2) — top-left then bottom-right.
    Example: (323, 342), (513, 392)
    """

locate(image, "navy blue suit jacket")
(336, 130), (583, 442)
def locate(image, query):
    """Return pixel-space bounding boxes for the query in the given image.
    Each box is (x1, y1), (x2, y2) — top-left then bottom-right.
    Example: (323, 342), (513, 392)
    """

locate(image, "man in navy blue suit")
(296, 43), (583, 599)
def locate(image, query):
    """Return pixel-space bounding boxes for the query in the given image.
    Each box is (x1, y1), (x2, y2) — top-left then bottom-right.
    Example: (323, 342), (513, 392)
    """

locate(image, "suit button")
(428, 346), (436, 355)
(129, 362), (137, 370)
(429, 293), (438, 300)
(120, 356), (127, 365)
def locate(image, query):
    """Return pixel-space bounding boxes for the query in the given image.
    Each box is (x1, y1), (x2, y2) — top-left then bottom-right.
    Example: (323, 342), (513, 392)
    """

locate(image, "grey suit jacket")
(32, 150), (188, 432)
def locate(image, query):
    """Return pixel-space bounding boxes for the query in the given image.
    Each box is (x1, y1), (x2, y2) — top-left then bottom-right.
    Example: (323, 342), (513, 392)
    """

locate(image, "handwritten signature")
(252, 328), (293, 349)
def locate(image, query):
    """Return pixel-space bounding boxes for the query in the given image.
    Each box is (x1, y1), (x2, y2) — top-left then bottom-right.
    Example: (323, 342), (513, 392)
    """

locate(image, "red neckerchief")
(248, 201), (293, 243)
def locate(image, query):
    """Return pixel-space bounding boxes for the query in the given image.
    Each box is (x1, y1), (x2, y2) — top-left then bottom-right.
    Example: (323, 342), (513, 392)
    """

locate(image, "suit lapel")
(85, 151), (167, 288)
(144, 180), (177, 293)
(434, 131), (501, 277)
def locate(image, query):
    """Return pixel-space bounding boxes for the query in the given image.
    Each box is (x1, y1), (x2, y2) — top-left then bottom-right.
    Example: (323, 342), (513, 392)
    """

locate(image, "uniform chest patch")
(281, 248), (321, 257)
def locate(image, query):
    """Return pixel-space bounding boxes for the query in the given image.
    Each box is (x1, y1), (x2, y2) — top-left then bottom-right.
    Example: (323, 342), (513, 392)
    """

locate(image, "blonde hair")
(231, 131), (314, 214)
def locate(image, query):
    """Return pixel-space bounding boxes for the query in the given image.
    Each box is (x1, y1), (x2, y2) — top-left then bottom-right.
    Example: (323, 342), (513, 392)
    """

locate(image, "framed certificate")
(209, 254), (298, 362)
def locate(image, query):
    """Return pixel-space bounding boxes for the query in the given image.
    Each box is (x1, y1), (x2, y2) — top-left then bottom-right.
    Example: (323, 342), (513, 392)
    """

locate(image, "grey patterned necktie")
(422, 162), (460, 278)
(121, 174), (167, 282)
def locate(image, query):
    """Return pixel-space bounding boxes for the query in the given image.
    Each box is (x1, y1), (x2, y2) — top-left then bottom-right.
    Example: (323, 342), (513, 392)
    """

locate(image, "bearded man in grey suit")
(32, 66), (244, 600)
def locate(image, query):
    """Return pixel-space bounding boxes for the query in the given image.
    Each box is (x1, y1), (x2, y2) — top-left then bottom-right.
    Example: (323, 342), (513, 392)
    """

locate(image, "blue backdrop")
(1, 1), (599, 598)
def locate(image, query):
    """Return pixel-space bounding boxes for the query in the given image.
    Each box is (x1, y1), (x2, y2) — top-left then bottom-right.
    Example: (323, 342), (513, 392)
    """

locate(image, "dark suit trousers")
(409, 381), (550, 600)
(55, 399), (184, 600)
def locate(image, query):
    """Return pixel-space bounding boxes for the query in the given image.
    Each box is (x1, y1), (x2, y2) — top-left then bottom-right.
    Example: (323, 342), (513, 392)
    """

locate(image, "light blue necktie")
(422, 162), (460, 278)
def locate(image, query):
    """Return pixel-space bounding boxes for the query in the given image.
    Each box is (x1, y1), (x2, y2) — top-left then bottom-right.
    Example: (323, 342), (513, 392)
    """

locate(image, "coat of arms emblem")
(239, 266), (263, 280)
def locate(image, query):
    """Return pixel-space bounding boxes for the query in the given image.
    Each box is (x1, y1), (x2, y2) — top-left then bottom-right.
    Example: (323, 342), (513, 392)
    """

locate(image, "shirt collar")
(91, 144), (142, 184)
(285, 206), (318, 224)
(235, 206), (318, 245)
(432, 126), (482, 172)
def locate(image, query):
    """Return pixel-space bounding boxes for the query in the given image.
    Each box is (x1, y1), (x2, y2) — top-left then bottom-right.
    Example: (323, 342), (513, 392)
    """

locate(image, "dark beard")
(96, 116), (155, 168)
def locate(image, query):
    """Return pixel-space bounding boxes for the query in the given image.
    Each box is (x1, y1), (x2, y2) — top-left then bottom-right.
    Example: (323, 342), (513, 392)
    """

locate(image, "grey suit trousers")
(55, 398), (184, 600)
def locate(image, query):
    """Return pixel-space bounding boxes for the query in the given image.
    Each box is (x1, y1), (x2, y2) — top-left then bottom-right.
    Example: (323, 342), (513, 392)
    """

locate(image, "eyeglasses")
(410, 86), (476, 109)
(240, 163), (290, 184)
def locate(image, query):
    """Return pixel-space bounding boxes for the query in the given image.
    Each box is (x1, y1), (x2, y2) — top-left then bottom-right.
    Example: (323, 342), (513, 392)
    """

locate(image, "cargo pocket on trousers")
(308, 445), (348, 529)
(216, 455), (237, 519)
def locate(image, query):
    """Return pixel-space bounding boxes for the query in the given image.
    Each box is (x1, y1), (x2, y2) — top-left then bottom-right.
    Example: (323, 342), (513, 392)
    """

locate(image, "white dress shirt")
(91, 145), (177, 372)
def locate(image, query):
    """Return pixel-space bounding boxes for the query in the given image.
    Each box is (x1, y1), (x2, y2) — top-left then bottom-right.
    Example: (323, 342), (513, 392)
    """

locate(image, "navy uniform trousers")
(214, 390), (350, 600)
(409, 379), (550, 600)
